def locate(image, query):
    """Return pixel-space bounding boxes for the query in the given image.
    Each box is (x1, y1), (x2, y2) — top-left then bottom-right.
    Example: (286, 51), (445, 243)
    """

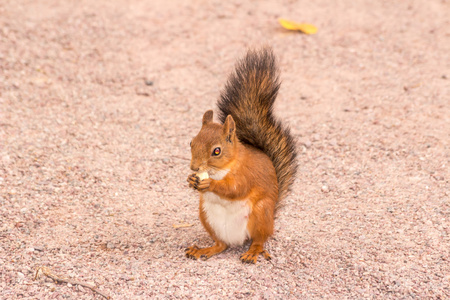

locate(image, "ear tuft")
(223, 115), (236, 143)
(202, 110), (214, 126)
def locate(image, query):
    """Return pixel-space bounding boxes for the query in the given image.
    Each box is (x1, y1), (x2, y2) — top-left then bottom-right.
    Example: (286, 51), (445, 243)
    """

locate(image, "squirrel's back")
(217, 48), (297, 200)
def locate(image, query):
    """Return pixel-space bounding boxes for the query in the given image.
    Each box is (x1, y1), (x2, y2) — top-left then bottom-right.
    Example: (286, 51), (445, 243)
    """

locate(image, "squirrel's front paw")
(187, 174), (200, 189)
(187, 174), (212, 192)
(196, 178), (212, 192)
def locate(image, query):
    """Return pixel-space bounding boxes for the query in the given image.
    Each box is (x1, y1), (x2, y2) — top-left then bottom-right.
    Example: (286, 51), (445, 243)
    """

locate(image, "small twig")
(34, 266), (111, 299)
(172, 223), (194, 229)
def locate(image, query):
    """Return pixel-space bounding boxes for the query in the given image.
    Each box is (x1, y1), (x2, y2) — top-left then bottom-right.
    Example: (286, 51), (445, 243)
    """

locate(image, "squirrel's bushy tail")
(217, 47), (297, 200)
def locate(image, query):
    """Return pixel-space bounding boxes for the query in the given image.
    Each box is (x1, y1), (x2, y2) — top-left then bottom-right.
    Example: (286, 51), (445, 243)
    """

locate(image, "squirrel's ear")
(223, 115), (236, 143)
(202, 110), (214, 126)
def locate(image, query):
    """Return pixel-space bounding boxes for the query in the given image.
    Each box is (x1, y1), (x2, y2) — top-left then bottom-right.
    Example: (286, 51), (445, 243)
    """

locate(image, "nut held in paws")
(196, 171), (209, 180)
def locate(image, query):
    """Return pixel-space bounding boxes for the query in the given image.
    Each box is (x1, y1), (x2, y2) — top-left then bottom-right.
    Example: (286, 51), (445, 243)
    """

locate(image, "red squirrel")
(186, 48), (297, 263)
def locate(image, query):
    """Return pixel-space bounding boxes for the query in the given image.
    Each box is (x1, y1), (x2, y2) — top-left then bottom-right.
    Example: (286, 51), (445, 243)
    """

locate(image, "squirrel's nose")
(190, 165), (199, 172)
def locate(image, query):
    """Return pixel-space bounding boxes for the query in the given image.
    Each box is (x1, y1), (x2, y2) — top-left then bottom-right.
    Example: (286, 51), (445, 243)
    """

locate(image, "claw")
(241, 257), (256, 264)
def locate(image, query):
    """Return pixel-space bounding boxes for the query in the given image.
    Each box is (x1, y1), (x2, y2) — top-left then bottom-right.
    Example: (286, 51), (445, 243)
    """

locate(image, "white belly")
(202, 192), (250, 246)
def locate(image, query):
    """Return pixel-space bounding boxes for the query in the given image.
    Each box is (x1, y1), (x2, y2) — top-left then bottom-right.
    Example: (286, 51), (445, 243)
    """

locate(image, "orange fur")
(186, 115), (278, 263)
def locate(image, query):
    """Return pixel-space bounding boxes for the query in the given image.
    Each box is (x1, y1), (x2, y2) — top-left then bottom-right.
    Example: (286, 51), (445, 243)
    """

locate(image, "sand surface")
(1, 0), (449, 298)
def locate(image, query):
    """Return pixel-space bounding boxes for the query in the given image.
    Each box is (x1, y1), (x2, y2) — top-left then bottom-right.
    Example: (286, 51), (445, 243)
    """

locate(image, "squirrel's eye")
(212, 147), (221, 156)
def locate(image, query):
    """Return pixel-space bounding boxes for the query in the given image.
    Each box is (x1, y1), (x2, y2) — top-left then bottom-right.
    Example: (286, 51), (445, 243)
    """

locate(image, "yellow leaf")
(279, 18), (318, 34)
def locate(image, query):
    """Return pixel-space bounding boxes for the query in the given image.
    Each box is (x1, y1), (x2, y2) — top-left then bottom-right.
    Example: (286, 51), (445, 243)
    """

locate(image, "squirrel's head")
(190, 110), (237, 174)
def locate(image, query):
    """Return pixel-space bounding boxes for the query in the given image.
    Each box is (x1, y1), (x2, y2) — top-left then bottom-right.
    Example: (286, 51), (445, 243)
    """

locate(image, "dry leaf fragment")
(279, 18), (318, 34)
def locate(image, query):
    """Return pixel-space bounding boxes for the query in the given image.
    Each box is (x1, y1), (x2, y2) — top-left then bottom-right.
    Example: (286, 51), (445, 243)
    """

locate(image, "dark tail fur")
(217, 47), (297, 200)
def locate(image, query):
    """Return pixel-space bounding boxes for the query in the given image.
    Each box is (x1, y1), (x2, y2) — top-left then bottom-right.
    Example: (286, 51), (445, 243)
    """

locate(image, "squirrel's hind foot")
(240, 245), (271, 264)
(185, 243), (227, 261)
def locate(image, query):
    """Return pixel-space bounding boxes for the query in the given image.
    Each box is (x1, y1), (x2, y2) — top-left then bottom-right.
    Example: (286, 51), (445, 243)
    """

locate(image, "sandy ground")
(1, 0), (449, 299)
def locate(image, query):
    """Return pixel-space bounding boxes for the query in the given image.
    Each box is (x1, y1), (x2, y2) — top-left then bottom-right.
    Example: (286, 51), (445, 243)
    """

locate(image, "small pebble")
(106, 242), (115, 250)
(321, 185), (330, 193)
(303, 140), (312, 148)
(34, 245), (44, 252)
